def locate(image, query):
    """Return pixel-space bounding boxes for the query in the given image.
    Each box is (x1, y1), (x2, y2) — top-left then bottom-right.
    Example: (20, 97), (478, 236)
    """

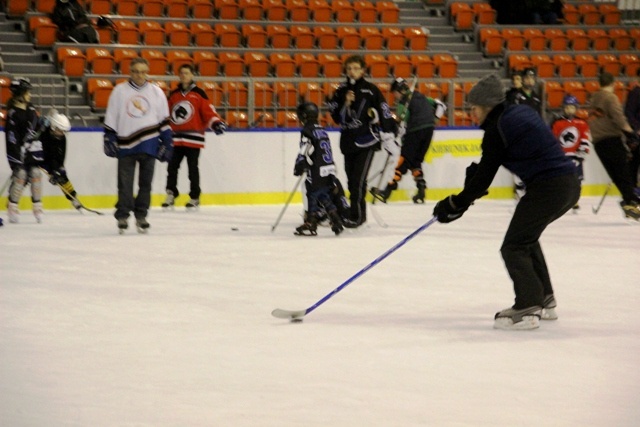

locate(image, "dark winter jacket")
(5, 103), (40, 168)
(452, 103), (576, 209)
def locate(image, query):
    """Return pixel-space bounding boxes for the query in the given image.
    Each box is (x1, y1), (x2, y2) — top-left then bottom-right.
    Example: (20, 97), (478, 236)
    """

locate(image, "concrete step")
(0, 31), (28, 43)
(1, 41), (37, 53)
(4, 61), (57, 74)
(428, 33), (469, 44)
(1, 52), (50, 64)
(429, 42), (478, 52)
(399, 16), (449, 26)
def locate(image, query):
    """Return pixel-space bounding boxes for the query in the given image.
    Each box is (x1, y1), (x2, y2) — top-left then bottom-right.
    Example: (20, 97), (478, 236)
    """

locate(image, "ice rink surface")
(1, 197), (638, 427)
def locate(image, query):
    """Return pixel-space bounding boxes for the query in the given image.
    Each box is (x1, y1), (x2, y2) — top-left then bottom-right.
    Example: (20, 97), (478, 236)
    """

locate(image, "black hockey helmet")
(10, 78), (32, 97)
(391, 77), (409, 93)
(296, 102), (319, 124)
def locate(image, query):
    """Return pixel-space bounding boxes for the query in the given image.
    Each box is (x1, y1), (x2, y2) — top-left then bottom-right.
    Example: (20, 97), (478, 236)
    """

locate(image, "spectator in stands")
(590, 72), (640, 221)
(505, 71), (523, 104)
(530, 0), (562, 25)
(506, 68), (542, 117)
(624, 70), (640, 192)
(51, 0), (98, 43)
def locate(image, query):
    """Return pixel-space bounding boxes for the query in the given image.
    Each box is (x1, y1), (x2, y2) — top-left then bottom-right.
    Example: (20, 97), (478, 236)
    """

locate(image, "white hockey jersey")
(104, 80), (171, 157)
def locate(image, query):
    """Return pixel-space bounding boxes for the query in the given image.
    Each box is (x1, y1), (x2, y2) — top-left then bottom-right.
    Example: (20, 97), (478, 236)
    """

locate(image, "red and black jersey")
(168, 83), (222, 149)
(551, 115), (591, 157)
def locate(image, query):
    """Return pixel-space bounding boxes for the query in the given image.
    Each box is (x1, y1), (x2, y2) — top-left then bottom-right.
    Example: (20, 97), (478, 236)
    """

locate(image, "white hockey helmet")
(49, 112), (71, 132)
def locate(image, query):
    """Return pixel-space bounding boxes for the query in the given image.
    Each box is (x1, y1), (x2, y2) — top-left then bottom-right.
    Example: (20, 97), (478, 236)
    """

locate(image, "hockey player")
(163, 64), (226, 211)
(550, 95), (592, 212)
(371, 77), (446, 204)
(432, 74), (580, 330)
(103, 57), (173, 233)
(327, 55), (397, 228)
(38, 110), (84, 210)
(4, 78), (45, 223)
(293, 102), (344, 236)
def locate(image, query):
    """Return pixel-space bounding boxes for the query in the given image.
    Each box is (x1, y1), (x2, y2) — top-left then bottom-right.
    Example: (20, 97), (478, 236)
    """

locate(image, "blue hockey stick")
(272, 216), (439, 321)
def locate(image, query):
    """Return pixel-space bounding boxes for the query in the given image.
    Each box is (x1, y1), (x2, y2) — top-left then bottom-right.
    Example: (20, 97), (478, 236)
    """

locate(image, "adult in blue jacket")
(433, 74), (580, 331)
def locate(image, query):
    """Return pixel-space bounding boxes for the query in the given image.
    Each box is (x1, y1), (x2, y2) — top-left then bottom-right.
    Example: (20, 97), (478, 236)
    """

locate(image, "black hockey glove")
(103, 131), (118, 158)
(212, 121), (227, 135)
(49, 169), (66, 185)
(433, 196), (468, 223)
(293, 160), (307, 176)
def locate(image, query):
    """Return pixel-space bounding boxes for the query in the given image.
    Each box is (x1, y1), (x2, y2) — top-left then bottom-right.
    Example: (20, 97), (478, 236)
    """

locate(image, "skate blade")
(541, 308), (558, 320)
(493, 315), (540, 330)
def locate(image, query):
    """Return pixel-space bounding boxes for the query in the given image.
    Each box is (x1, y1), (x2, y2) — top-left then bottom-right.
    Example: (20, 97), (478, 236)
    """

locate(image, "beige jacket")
(589, 89), (631, 143)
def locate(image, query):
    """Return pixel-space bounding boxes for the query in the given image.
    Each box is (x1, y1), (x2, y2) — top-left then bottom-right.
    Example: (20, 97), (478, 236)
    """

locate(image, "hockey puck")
(231, 227), (239, 231)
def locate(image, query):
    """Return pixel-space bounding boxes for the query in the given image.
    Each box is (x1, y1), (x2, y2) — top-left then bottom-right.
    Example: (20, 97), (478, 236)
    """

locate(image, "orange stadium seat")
(29, 16), (58, 48)
(318, 53), (342, 78)
(141, 50), (167, 75)
(93, 17), (113, 43)
(166, 0), (188, 17)
(215, 23), (241, 48)
(530, 54), (554, 78)
(139, 21), (165, 46)
(309, 0), (332, 22)
(376, 1), (400, 23)
(189, 0), (214, 18)
(337, 27), (360, 50)
(354, 0), (377, 23)
(86, 47), (115, 74)
(264, 0), (287, 20)
(242, 24), (268, 49)
(388, 54), (412, 78)
(553, 54), (577, 78)
(219, 52), (244, 77)
(375, 82), (393, 105)
(274, 82), (298, 107)
(405, 27), (428, 50)
(244, 52), (270, 77)
(253, 111), (275, 129)
(35, 0), (55, 13)
(113, 20), (139, 45)
(608, 28), (633, 51)
(613, 81), (627, 103)
(364, 54), (389, 78)
(7, 0), (30, 17)
(502, 28), (525, 51)
(114, 0), (138, 16)
(323, 81), (340, 102)
(566, 29), (589, 51)
(575, 54), (598, 78)
(587, 29), (611, 51)
(561, 4), (579, 25)
(630, 29), (640, 49)
(270, 53), (296, 78)
(563, 81), (587, 105)
(114, 48), (139, 74)
(473, 3), (496, 25)
(434, 54), (457, 78)
(620, 54), (640, 77)
(86, 0), (112, 14)
(412, 54), (435, 78)
(215, 0), (239, 19)
(253, 81), (274, 107)
(165, 22), (191, 47)
(167, 50), (192, 74)
(140, 0), (164, 17)
(598, 54), (622, 76)
(277, 110), (299, 128)
(453, 110), (472, 126)
(360, 27), (383, 50)
(450, 2), (474, 31)
(599, 4), (621, 25)
(314, 26), (338, 50)
(578, 4), (600, 25)
(290, 25), (315, 49)
(418, 82), (442, 100)
(332, 0), (356, 22)
(223, 81), (248, 107)
(226, 111), (249, 128)
(288, 0), (311, 22)
(267, 25), (291, 49)
(239, 0), (263, 20)
(545, 81), (564, 109)
(383, 27), (404, 51)
(191, 22), (215, 47)
(57, 47), (86, 77)
(87, 78), (114, 110)
(544, 28), (568, 51)
(524, 28), (545, 51)
(201, 81), (224, 107)
(299, 82), (324, 105)
(193, 51), (219, 76)
(508, 54), (533, 73)
(295, 53), (320, 78)
(479, 28), (503, 57)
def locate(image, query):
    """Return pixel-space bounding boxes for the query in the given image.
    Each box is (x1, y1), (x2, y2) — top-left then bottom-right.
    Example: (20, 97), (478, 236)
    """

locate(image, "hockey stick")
(39, 167), (104, 215)
(271, 174), (305, 232)
(272, 216), (439, 320)
(592, 182), (612, 214)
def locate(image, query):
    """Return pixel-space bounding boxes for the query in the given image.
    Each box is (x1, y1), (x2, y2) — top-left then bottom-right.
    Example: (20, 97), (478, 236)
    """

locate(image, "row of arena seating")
(451, 2), (622, 31)
(28, 16), (425, 48)
(546, 80), (637, 109)
(10, 0), (400, 22)
(56, 47), (459, 79)
(479, 27), (640, 56)
(508, 52), (640, 78)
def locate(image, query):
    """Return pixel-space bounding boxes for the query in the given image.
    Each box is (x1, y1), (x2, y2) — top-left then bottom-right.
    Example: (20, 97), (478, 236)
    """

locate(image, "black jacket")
(5, 104), (40, 167)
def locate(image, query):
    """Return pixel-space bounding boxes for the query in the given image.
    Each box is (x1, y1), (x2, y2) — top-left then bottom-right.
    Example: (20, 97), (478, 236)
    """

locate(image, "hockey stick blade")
(272, 216), (439, 321)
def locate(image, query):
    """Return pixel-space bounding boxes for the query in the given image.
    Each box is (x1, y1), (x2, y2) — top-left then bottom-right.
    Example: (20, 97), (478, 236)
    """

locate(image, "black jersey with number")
(295, 123), (337, 190)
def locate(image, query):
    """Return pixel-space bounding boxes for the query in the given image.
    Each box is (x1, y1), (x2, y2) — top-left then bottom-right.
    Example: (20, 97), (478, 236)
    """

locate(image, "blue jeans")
(115, 153), (156, 220)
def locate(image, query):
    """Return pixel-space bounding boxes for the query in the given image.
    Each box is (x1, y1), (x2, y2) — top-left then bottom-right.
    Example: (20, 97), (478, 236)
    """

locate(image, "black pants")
(115, 153), (156, 220)
(393, 127), (434, 185)
(165, 146), (201, 200)
(594, 137), (639, 204)
(343, 149), (375, 225)
(500, 174), (581, 309)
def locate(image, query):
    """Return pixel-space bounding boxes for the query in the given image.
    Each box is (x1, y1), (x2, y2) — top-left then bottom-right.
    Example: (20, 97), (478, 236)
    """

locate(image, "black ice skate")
(162, 191), (175, 210)
(186, 198), (200, 211)
(136, 217), (150, 234)
(328, 209), (344, 236)
(117, 218), (128, 235)
(620, 201), (640, 222)
(370, 182), (396, 203)
(294, 216), (318, 236)
(493, 306), (542, 330)
(412, 179), (426, 204)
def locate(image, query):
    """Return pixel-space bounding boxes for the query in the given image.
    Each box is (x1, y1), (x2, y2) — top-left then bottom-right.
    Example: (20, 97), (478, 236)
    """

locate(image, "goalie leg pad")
(8, 167), (27, 204)
(28, 167), (43, 202)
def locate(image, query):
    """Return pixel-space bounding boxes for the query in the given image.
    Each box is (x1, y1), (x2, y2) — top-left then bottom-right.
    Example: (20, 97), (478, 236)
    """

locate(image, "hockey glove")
(157, 144), (173, 163)
(49, 168), (66, 185)
(212, 121), (227, 135)
(103, 131), (118, 158)
(293, 159), (307, 176)
(380, 132), (399, 155)
(433, 196), (468, 223)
